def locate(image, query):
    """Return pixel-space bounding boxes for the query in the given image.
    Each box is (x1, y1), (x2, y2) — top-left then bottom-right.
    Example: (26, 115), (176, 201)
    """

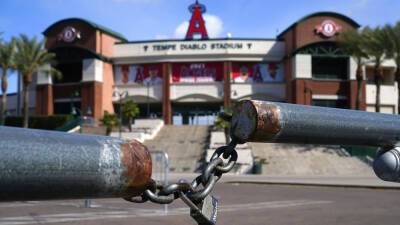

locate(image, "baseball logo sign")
(315, 20), (342, 37)
(58, 26), (81, 43)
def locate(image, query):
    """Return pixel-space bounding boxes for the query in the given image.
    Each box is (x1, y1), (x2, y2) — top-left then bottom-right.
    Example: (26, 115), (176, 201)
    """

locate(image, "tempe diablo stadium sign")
(143, 42), (254, 52)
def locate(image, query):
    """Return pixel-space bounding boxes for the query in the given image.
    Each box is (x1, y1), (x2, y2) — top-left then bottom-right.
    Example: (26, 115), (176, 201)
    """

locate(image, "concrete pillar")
(81, 59), (104, 118)
(223, 61), (232, 108)
(162, 63), (172, 124)
(35, 64), (53, 115)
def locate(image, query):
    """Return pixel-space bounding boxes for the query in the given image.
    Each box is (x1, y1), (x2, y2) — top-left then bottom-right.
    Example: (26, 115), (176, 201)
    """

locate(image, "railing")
(230, 100), (400, 183)
(0, 126), (152, 202)
(151, 151), (169, 213)
(55, 117), (82, 132)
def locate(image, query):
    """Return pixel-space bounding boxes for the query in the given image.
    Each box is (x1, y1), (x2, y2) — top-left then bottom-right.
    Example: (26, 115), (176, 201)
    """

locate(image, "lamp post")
(71, 105), (93, 208)
(146, 82), (150, 117)
(71, 106), (92, 134)
(113, 91), (128, 138)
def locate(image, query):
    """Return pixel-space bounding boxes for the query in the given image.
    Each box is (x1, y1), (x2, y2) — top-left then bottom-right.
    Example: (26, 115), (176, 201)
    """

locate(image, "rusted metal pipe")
(231, 100), (400, 147)
(0, 126), (152, 202)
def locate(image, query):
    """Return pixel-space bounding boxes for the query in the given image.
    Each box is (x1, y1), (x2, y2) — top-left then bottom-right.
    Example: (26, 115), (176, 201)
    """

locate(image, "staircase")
(144, 125), (210, 173)
(249, 143), (373, 176)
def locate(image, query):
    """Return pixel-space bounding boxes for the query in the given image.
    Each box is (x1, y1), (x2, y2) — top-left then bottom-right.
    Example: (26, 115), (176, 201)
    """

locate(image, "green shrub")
(5, 115), (74, 130)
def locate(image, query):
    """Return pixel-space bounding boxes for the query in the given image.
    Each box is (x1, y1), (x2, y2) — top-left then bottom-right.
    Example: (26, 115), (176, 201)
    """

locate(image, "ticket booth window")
(312, 57), (348, 80)
(312, 99), (347, 109)
(53, 62), (82, 83)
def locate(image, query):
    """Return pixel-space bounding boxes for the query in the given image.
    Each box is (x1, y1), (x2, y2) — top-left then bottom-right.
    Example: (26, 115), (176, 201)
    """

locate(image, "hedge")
(5, 115), (74, 130)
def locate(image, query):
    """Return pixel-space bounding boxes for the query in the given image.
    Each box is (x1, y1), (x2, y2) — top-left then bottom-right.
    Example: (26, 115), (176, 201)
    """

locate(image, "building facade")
(31, 1), (398, 125)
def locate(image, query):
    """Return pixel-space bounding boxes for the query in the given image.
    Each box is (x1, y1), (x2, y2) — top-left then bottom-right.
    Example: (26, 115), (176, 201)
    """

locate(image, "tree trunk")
(128, 117), (132, 132)
(355, 65), (363, 110)
(106, 127), (112, 136)
(396, 67), (400, 114)
(374, 66), (383, 113)
(22, 74), (31, 128)
(224, 126), (230, 144)
(1, 68), (8, 125)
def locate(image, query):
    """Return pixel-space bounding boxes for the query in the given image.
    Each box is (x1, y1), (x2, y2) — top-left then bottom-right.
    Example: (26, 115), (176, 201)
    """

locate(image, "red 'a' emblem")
(185, 0), (208, 40)
(315, 20), (342, 38)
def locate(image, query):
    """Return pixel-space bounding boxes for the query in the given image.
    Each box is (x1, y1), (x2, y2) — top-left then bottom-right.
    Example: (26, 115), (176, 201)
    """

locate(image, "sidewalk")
(168, 173), (400, 189)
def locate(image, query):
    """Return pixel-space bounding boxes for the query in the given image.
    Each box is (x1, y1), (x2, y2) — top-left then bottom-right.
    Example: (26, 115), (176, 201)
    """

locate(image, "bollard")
(231, 100), (400, 147)
(0, 126), (152, 202)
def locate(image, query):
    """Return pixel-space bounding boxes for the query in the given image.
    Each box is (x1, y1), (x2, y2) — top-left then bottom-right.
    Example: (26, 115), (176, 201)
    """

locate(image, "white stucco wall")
(170, 83), (223, 102)
(113, 84), (163, 103)
(366, 83), (398, 114)
(82, 59), (103, 82)
(292, 54), (312, 79)
(113, 39), (285, 64)
(231, 83), (286, 101)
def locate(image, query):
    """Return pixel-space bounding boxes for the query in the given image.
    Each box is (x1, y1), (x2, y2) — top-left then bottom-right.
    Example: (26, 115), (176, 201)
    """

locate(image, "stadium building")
(22, 1), (398, 125)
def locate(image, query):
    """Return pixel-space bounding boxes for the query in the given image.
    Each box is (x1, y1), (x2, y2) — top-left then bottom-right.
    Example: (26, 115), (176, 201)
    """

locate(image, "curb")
(224, 180), (400, 190)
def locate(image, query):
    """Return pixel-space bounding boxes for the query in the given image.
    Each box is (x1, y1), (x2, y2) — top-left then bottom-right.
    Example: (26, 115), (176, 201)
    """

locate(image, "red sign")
(231, 62), (283, 83)
(172, 63), (222, 83)
(186, 1), (208, 40)
(115, 63), (163, 85)
(315, 20), (341, 37)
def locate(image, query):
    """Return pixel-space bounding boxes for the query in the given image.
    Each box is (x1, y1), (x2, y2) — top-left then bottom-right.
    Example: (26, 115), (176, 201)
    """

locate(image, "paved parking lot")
(0, 183), (399, 225)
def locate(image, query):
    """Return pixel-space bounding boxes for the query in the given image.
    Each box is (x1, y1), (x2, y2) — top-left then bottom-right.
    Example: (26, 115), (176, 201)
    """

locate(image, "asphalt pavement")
(0, 182), (399, 225)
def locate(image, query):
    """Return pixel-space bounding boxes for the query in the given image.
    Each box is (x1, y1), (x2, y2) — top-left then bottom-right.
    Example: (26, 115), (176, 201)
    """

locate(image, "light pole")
(146, 82), (150, 117)
(70, 105), (93, 208)
(113, 90), (128, 138)
(71, 106), (92, 134)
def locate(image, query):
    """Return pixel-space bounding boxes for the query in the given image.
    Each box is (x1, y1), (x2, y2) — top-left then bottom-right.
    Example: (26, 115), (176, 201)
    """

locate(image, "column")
(162, 63), (172, 124)
(35, 64), (53, 115)
(81, 58), (103, 119)
(223, 61), (232, 108)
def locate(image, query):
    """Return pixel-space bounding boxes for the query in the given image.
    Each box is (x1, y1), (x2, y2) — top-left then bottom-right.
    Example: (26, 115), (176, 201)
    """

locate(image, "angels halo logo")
(315, 20), (341, 38)
(58, 26), (81, 43)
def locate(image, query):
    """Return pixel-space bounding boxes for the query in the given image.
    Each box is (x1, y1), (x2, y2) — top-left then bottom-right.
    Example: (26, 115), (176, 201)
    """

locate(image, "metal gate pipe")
(0, 126), (152, 202)
(231, 100), (400, 147)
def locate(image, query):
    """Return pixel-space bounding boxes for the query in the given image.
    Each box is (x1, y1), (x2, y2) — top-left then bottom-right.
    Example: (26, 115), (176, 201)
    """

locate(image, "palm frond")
(14, 34), (60, 82)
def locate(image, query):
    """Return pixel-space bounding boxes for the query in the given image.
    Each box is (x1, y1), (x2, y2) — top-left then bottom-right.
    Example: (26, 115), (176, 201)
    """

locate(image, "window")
(54, 102), (81, 115)
(365, 66), (395, 85)
(312, 57), (348, 80)
(54, 62), (82, 84)
(312, 99), (348, 109)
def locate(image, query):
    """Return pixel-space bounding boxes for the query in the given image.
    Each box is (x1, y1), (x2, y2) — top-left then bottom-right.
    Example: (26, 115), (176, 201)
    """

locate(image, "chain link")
(125, 140), (238, 205)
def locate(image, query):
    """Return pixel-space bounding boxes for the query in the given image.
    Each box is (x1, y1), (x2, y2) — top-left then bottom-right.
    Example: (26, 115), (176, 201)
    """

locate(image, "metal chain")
(124, 138), (238, 205)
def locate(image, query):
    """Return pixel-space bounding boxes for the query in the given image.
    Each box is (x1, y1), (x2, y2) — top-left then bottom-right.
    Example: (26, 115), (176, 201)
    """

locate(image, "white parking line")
(0, 200), (332, 225)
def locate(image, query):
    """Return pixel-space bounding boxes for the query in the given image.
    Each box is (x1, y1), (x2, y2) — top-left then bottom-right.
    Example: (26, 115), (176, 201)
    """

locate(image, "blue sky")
(1, 0), (400, 93)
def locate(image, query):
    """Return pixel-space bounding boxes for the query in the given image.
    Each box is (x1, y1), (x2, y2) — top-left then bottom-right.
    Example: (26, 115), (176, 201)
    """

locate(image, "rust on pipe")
(121, 140), (153, 197)
(0, 126), (152, 202)
(231, 100), (400, 147)
(231, 100), (281, 143)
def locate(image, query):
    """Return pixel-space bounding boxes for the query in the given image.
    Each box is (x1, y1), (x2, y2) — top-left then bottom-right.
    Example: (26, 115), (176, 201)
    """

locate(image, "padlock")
(180, 193), (218, 225)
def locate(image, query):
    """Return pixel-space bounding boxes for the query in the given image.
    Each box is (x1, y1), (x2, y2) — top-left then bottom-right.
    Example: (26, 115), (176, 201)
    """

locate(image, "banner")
(231, 62), (284, 83)
(114, 63), (163, 85)
(172, 63), (223, 83)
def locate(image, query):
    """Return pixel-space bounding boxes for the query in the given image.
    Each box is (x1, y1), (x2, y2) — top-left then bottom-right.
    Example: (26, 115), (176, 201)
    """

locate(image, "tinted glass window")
(312, 99), (348, 109)
(312, 57), (348, 80)
(54, 62), (82, 83)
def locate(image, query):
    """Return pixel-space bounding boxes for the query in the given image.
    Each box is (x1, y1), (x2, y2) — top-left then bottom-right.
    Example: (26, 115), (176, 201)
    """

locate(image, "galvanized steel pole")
(0, 126), (152, 202)
(231, 100), (400, 147)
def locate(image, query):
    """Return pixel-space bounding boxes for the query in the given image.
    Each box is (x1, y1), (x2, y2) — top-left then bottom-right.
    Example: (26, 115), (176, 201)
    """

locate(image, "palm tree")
(100, 111), (119, 136)
(0, 39), (15, 124)
(14, 35), (59, 128)
(340, 29), (369, 110)
(382, 22), (400, 114)
(362, 26), (389, 113)
(122, 100), (140, 132)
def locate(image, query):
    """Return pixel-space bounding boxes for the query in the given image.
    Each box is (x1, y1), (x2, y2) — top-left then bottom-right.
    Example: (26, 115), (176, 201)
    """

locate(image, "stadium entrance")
(172, 102), (221, 125)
